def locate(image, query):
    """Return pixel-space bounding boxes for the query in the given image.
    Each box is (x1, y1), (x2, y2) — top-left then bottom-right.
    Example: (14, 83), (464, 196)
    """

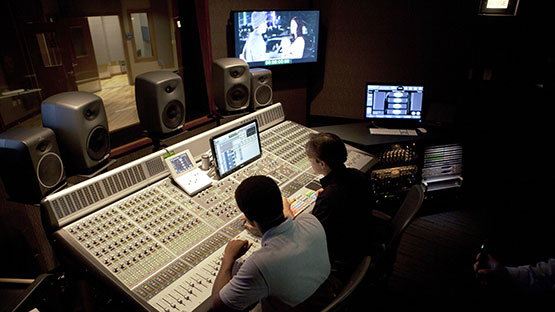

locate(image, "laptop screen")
(210, 120), (262, 179)
(365, 83), (424, 120)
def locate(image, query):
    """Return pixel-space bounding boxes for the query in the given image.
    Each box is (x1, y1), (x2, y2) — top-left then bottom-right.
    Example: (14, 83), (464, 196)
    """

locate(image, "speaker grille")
(162, 100), (185, 129)
(37, 152), (64, 188)
(255, 85), (272, 106)
(87, 126), (110, 160)
(227, 84), (249, 108)
(146, 157), (166, 176)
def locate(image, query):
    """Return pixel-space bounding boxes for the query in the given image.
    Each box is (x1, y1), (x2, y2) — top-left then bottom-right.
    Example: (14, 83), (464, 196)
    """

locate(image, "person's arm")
(211, 240), (251, 310)
(506, 258), (555, 293)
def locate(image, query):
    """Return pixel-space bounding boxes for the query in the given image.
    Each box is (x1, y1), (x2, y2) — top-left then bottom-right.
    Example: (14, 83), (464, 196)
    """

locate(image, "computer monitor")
(230, 10), (320, 68)
(209, 120), (262, 179)
(364, 83), (424, 123)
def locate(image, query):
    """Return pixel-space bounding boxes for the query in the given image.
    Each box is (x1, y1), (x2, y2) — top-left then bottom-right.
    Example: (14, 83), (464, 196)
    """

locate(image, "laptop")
(364, 83), (424, 135)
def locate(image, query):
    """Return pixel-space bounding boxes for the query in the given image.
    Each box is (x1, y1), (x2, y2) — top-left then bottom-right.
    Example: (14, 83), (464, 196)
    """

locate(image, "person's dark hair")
(291, 16), (304, 39)
(235, 175), (284, 226)
(305, 132), (347, 169)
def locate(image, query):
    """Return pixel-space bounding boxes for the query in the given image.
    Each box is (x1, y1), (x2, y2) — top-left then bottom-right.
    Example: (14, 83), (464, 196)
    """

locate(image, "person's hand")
(315, 188), (324, 197)
(282, 197), (293, 219)
(473, 253), (510, 286)
(223, 239), (252, 262)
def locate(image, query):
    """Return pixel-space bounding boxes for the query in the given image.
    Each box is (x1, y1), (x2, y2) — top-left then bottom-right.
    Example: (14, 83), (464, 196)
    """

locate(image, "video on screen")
(232, 10), (320, 67)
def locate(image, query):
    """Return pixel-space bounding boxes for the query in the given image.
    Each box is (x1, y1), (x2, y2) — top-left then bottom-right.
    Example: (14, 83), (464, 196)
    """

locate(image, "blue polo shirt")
(219, 214), (330, 311)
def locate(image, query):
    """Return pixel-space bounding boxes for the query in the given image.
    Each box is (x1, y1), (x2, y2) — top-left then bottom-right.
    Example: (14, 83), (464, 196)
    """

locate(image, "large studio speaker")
(249, 68), (272, 110)
(0, 127), (65, 204)
(41, 92), (110, 172)
(135, 71), (186, 134)
(212, 58), (250, 114)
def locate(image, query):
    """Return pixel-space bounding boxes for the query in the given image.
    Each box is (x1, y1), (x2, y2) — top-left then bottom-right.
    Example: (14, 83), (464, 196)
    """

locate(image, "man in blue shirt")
(210, 175), (332, 311)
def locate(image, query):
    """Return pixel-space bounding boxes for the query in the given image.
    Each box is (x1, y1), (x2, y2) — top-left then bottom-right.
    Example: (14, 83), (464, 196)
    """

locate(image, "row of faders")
(143, 229), (261, 312)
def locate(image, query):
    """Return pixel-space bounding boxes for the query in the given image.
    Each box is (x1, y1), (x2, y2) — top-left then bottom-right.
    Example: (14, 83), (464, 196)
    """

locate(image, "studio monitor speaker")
(135, 71), (186, 134)
(0, 127), (65, 204)
(249, 68), (272, 110)
(41, 91), (110, 172)
(212, 58), (250, 114)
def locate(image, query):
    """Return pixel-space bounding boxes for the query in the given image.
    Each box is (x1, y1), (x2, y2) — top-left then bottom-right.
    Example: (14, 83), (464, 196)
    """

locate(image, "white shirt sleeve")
(506, 258), (555, 294)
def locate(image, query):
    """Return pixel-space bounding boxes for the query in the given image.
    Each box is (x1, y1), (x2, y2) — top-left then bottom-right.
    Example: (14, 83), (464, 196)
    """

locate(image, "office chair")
(319, 184), (424, 311)
(368, 183), (426, 288)
(1, 273), (62, 312)
(320, 255), (372, 312)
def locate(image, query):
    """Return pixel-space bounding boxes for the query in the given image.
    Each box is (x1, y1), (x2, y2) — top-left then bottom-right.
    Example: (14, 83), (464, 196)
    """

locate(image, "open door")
(63, 17), (101, 92)
(23, 18), (100, 100)
(23, 22), (77, 99)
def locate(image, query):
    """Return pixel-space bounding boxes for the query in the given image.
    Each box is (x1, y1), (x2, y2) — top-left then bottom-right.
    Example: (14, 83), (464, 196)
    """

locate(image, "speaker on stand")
(249, 68), (272, 111)
(135, 71), (186, 150)
(212, 58), (250, 118)
(41, 91), (112, 177)
(0, 127), (66, 204)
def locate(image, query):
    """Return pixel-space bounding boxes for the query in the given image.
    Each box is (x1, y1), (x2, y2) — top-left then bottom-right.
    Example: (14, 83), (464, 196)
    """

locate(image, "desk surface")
(312, 122), (428, 148)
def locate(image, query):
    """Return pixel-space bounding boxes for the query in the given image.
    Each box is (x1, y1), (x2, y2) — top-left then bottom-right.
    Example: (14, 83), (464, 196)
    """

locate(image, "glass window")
(129, 11), (156, 61)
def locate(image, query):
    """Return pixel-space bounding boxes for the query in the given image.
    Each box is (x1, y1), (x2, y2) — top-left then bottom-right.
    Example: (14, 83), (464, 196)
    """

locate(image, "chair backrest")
(369, 184), (425, 286)
(388, 184), (425, 248)
(320, 255), (372, 312)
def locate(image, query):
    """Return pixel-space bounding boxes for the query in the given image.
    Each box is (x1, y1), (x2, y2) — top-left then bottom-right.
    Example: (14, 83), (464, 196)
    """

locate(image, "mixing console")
(52, 117), (375, 312)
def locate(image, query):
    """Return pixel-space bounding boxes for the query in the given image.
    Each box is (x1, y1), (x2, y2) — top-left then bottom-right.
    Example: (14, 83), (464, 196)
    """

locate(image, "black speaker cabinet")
(0, 127), (65, 204)
(212, 58), (250, 114)
(135, 71), (186, 134)
(41, 91), (110, 171)
(249, 68), (272, 110)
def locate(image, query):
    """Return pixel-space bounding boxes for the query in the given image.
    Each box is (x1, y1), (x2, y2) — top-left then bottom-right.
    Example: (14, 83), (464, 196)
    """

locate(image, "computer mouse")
(417, 127), (427, 134)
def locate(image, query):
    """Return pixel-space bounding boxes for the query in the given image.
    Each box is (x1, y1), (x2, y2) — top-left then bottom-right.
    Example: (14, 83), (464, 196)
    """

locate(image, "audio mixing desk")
(43, 103), (376, 312)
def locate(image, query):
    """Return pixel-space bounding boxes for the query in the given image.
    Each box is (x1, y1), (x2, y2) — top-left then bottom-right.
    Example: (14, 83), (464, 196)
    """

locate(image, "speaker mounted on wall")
(135, 71), (186, 135)
(41, 92), (111, 173)
(0, 127), (66, 204)
(212, 58), (250, 115)
(249, 68), (272, 110)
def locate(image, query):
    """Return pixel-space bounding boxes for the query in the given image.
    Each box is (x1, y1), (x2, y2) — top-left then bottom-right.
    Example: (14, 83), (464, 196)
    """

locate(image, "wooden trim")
(110, 137), (152, 157)
(109, 115), (215, 157)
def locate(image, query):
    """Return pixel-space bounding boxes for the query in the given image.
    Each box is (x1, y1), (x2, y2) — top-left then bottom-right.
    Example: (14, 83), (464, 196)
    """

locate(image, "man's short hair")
(235, 175), (283, 224)
(305, 132), (347, 169)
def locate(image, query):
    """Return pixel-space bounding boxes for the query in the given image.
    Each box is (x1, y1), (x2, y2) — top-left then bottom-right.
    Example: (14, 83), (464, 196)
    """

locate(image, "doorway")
(86, 15), (138, 132)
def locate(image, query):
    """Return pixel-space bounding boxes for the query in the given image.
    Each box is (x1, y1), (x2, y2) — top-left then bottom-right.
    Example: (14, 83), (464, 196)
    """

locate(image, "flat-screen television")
(230, 10), (320, 68)
(209, 120), (262, 179)
(364, 83), (425, 124)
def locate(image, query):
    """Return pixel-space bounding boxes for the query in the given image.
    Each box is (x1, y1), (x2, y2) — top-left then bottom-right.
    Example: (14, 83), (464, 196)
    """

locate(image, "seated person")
(210, 175), (332, 311)
(305, 133), (377, 282)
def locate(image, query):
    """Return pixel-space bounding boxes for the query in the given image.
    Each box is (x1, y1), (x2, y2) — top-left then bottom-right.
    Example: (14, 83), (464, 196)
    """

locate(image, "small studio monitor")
(249, 68), (272, 110)
(135, 71), (186, 134)
(41, 91), (110, 172)
(212, 58), (250, 114)
(0, 127), (65, 204)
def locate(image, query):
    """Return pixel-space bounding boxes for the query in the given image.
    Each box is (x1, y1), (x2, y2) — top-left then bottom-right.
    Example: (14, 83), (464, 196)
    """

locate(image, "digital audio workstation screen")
(210, 120), (262, 178)
(365, 84), (424, 120)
